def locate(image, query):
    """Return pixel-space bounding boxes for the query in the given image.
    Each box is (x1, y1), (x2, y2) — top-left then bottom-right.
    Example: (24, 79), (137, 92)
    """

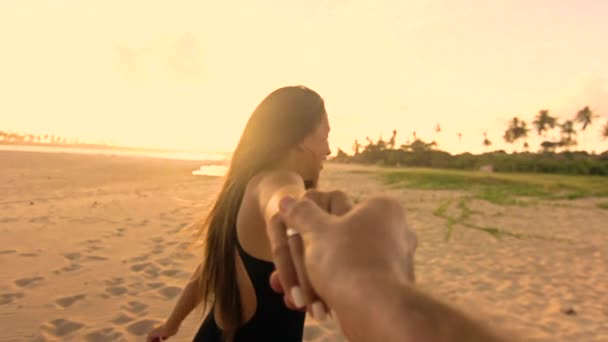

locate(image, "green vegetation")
(597, 202), (608, 210)
(334, 106), (608, 176)
(430, 196), (570, 242)
(381, 168), (608, 205)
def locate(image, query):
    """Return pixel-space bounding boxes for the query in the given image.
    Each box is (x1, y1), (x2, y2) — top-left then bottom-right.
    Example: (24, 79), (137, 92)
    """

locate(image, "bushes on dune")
(332, 144), (608, 176)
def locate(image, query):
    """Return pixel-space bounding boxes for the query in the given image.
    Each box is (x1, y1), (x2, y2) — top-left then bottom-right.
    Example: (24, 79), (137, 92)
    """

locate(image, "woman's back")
(192, 174), (306, 341)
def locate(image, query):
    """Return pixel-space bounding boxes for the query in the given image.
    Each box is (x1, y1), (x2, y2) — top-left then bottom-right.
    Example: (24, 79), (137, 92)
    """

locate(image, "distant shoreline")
(0, 143), (230, 164)
(0, 141), (227, 155)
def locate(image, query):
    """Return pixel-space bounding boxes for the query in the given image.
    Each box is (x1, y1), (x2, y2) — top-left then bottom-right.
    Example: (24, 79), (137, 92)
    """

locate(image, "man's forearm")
(330, 273), (507, 342)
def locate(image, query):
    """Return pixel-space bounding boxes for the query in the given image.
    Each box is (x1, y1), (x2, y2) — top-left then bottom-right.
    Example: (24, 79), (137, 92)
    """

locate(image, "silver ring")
(286, 228), (300, 238)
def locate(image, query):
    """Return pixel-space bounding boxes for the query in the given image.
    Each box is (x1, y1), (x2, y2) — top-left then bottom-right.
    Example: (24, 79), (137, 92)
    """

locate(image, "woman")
(147, 85), (332, 341)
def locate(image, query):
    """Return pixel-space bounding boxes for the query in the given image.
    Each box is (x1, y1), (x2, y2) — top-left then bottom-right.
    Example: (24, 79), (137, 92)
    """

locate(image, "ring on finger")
(286, 227), (300, 238)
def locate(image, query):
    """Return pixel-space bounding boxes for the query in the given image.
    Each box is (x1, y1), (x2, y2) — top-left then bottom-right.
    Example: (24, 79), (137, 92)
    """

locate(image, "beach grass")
(374, 168), (608, 205)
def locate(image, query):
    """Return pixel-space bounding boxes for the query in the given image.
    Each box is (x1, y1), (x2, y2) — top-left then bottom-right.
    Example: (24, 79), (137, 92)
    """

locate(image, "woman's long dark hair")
(194, 86), (325, 341)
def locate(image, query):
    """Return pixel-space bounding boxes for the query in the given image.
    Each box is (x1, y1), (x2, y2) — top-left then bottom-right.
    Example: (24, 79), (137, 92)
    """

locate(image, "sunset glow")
(1, 0), (607, 155)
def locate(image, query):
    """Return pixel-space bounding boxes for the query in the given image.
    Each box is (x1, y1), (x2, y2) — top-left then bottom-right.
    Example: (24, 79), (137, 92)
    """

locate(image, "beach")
(1, 150), (607, 341)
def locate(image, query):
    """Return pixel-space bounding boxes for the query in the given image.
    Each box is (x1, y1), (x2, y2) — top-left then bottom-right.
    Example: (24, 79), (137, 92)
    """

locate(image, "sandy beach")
(1, 150), (607, 341)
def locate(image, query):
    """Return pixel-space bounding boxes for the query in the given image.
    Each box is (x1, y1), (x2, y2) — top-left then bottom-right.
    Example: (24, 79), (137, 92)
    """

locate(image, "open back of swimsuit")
(193, 236), (306, 341)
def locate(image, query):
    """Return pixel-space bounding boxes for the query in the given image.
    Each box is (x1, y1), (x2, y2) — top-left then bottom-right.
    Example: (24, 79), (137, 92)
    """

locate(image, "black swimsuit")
(193, 237), (306, 341)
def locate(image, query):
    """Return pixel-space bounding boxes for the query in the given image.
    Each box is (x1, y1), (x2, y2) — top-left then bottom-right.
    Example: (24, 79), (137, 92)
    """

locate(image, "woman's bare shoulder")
(246, 170), (302, 200)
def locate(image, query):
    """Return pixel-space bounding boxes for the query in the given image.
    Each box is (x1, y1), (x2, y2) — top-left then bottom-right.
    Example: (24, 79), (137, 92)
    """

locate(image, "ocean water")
(0, 144), (229, 177)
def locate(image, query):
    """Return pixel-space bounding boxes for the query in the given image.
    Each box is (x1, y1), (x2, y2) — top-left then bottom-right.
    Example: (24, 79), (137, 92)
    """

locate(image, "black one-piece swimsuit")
(193, 237), (306, 341)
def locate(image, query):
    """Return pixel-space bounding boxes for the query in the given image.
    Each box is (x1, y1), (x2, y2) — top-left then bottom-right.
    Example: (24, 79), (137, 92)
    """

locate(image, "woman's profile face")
(297, 113), (331, 186)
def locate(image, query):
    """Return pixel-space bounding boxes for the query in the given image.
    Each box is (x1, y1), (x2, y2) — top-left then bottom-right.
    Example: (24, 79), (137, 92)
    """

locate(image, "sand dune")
(1, 151), (607, 341)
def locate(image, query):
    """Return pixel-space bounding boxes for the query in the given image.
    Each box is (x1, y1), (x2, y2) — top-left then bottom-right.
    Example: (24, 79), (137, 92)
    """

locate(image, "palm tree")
(532, 109), (557, 137)
(503, 117), (529, 151)
(352, 139), (361, 155)
(602, 120), (608, 140)
(433, 124), (441, 146)
(388, 130), (397, 149)
(560, 120), (577, 149)
(575, 106), (598, 131)
(482, 132), (492, 151)
(412, 131), (417, 141)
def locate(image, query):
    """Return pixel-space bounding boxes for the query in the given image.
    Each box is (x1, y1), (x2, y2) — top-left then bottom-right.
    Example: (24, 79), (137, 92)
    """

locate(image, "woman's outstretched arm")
(147, 264), (203, 341)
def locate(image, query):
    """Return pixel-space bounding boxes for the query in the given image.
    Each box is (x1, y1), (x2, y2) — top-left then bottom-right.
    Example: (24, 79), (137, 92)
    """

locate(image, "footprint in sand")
(151, 245), (164, 254)
(64, 252), (82, 261)
(15, 276), (44, 288)
(161, 269), (190, 279)
(144, 266), (161, 278)
(84, 327), (125, 341)
(126, 281), (146, 292)
(55, 294), (86, 308)
(111, 313), (134, 325)
(0, 292), (25, 305)
(130, 262), (152, 272)
(156, 257), (175, 267)
(104, 277), (125, 286)
(106, 286), (128, 296)
(53, 263), (82, 275)
(0, 249), (17, 255)
(85, 245), (104, 252)
(126, 319), (159, 336)
(83, 239), (104, 252)
(64, 251), (107, 263)
(121, 301), (148, 316)
(129, 262), (161, 278)
(150, 237), (164, 244)
(85, 255), (108, 261)
(104, 279), (127, 296)
(146, 282), (165, 289)
(41, 318), (85, 338)
(128, 254), (150, 263)
(157, 286), (182, 300)
(169, 250), (195, 261)
(19, 252), (39, 257)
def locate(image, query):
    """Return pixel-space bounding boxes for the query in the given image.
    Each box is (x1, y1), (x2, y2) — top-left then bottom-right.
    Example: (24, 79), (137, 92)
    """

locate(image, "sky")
(1, 0), (607, 155)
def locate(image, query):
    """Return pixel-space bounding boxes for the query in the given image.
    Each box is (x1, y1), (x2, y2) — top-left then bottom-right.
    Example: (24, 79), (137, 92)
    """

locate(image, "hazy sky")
(1, 0), (607, 154)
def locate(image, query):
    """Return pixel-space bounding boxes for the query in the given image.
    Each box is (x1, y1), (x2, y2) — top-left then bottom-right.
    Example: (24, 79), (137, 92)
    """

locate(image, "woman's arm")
(164, 279), (202, 331)
(255, 170), (307, 224)
(147, 265), (204, 341)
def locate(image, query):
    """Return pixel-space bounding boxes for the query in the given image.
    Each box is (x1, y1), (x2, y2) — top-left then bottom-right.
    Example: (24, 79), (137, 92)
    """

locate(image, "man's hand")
(265, 189), (353, 319)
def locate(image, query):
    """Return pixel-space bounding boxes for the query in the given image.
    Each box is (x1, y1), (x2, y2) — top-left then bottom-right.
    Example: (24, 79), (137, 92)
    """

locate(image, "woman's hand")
(146, 321), (179, 342)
